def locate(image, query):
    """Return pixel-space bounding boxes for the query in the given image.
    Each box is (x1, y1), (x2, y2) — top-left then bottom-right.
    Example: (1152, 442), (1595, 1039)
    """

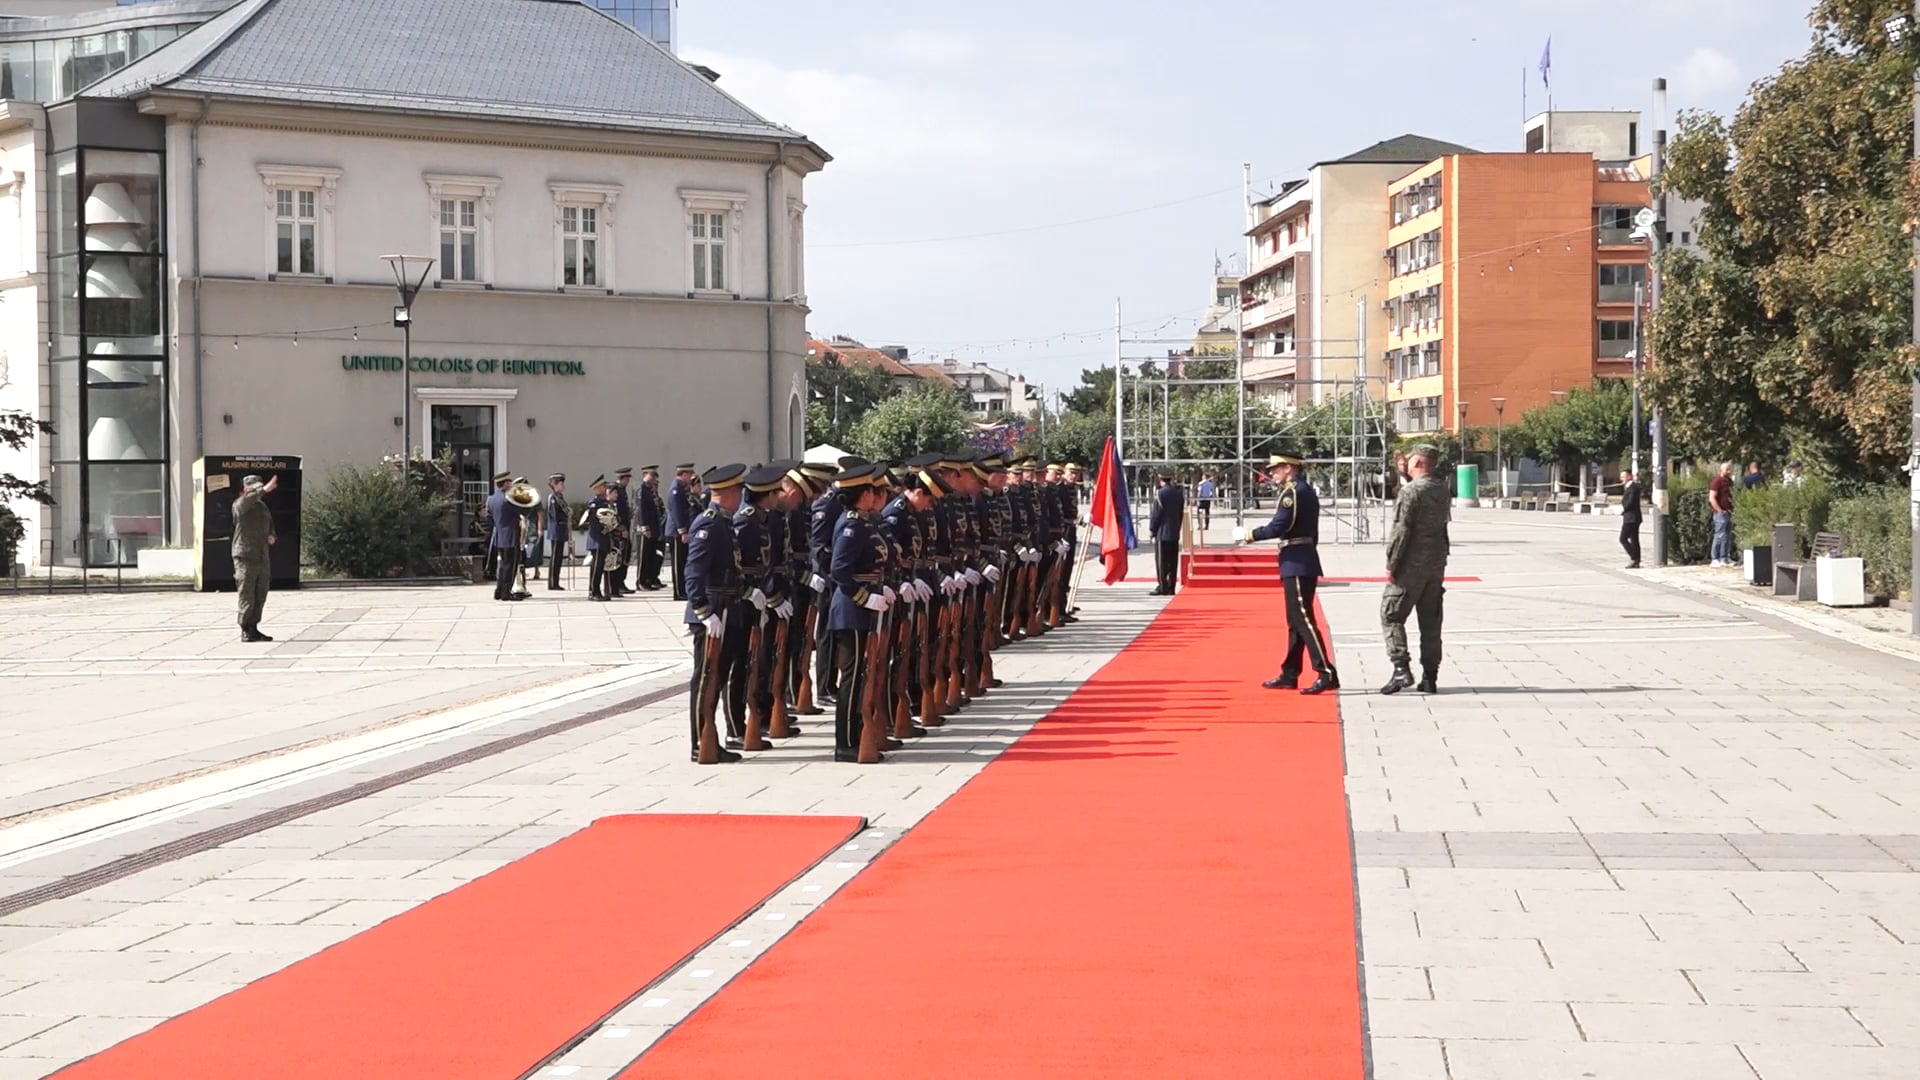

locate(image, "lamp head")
(381, 253), (436, 306)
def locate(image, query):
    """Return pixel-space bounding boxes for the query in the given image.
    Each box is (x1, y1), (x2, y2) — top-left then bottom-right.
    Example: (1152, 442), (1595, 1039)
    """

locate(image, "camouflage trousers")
(1380, 572), (1444, 673)
(236, 557), (271, 631)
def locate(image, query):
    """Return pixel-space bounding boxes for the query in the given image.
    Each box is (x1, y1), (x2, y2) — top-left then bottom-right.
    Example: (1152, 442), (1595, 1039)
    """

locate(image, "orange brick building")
(1381, 147), (1650, 434)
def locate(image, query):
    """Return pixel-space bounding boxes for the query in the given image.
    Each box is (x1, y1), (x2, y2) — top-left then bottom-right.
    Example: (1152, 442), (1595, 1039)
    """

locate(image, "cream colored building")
(0, 0), (827, 569)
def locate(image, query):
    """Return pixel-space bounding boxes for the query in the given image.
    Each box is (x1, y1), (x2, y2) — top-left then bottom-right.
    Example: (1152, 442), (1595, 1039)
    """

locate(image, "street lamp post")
(382, 254), (436, 465)
(1491, 397), (1507, 497)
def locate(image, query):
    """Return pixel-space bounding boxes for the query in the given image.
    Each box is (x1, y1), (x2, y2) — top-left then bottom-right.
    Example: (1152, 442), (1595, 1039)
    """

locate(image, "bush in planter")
(1732, 478), (1830, 556)
(1660, 472), (1714, 565)
(1827, 488), (1910, 600)
(303, 464), (452, 579)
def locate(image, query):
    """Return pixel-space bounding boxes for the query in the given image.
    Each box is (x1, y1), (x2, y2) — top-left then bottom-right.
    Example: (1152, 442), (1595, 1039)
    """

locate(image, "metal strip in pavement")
(0, 662), (680, 873)
(0, 661), (680, 677)
(0, 646), (689, 665)
(0, 676), (686, 918)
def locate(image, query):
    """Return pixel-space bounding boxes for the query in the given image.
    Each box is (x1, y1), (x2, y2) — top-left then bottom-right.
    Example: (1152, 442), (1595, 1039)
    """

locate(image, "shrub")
(1827, 488), (1911, 599)
(303, 463), (452, 578)
(0, 503), (21, 574)
(1732, 477), (1831, 555)
(1661, 471), (1711, 565)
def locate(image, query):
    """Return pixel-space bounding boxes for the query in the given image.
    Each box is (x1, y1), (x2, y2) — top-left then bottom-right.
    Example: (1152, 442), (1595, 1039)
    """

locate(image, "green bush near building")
(1732, 478), (1831, 557)
(0, 504), (21, 576)
(1827, 488), (1912, 600)
(1662, 472), (1713, 565)
(303, 464), (451, 579)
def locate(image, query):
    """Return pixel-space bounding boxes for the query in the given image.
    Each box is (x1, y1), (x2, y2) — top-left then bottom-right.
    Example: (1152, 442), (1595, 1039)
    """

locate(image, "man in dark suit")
(1147, 469), (1184, 596)
(1619, 469), (1643, 569)
(638, 465), (667, 590)
(668, 463), (698, 600)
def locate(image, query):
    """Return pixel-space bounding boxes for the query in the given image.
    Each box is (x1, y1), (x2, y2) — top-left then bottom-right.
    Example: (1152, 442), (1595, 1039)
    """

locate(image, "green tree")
(806, 356), (896, 450)
(1649, 0), (1916, 478)
(1060, 367), (1116, 417)
(1, 406), (54, 507)
(849, 384), (970, 462)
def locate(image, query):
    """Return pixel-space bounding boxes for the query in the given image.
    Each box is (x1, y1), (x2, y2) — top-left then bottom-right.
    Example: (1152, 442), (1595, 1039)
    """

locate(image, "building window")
(424, 174), (499, 286)
(259, 165), (340, 281)
(680, 189), (748, 295)
(275, 188), (318, 275)
(439, 199), (478, 282)
(561, 205), (597, 286)
(1599, 318), (1635, 358)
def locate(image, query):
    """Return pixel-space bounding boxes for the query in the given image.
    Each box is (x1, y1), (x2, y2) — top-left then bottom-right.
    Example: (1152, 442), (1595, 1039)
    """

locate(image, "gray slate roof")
(1317, 134), (1479, 168)
(83, 0), (813, 148)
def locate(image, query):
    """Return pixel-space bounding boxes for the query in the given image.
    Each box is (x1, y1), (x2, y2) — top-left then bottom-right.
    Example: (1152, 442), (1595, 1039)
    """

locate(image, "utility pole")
(1631, 281), (1644, 478)
(1647, 77), (1670, 567)
(1910, 0), (1920, 632)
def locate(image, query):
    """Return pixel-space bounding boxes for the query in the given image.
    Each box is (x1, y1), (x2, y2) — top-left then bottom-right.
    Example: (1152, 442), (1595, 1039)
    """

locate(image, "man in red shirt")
(1708, 461), (1736, 567)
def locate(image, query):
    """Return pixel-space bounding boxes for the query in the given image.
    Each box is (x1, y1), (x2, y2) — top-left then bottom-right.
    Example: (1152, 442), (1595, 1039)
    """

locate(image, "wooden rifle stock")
(943, 586), (964, 710)
(743, 613), (769, 751)
(890, 599), (915, 738)
(694, 616), (727, 765)
(768, 614), (794, 739)
(857, 605), (891, 764)
(795, 594), (818, 713)
(918, 592), (942, 727)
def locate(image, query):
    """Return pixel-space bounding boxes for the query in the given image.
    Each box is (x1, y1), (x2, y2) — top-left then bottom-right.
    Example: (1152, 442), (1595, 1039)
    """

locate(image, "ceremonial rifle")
(768, 612), (794, 739)
(857, 602), (891, 764)
(694, 612), (727, 765)
(742, 611), (770, 751)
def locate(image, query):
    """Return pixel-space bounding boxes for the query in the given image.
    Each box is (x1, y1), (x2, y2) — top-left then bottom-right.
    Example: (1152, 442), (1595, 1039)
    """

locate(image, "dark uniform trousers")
(787, 588), (814, 702)
(747, 611), (782, 721)
(547, 539), (565, 590)
(670, 537), (689, 601)
(687, 607), (751, 752)
(236, 557), (270, 631)
(492, 545), (522, 600)
(1381, 575), (1445, 673)
(1620, 518), (1642, 565)
(588, 546), (611, 599)
(640, 537), (666, 588)
(832, 629), (871, 751)
(1280, 574), (1333, 679)
(1155, 540), (1179, 593)
(814, 594), (838, 698)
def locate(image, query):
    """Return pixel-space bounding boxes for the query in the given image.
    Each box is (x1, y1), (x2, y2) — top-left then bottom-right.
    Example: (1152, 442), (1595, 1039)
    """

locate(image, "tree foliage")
(1, 406), (54, 507)
(1511, 381), (1635, 471)
(303, 463), (452, 578)
(849, 384), (970, 462)
(1648, 0), (1917, 477)
(805, 356), (897, 451)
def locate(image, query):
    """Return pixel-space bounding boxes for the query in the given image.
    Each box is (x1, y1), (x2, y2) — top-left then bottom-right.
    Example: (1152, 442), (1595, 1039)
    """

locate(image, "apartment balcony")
(1597, 282), (1642, 303)
(1596, 227), (1645, 247)
(1598, 338), (1634, 360)
(1239, 291), (1297, 332)
(1387, 317), (1443, 344)
(1248, 240), (1308, 278)
(1243, 354), (1297, 382)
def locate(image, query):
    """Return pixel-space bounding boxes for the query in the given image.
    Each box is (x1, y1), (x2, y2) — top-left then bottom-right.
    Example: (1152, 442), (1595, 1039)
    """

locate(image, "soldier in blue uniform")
(486, 472), (533, 602)
(735, 465), (797, 742)
(787, 460), (832, 715)
(829, 464), (895, 763)
(667, 462), (698, 601)
(1236, 452), (1338, 695)
(543, 473), (569, 591)
(1148, 468), (1185, 596)
(686, 463), (750, 763)
(638, 465), (667, 590)
(609, 467), (635, 596)
(583, 476), (615, 602)
(883, 461), (937, 737)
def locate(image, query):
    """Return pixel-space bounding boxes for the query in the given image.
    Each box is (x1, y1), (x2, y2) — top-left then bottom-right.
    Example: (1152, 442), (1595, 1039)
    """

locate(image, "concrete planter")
(135, 547), (197, 578)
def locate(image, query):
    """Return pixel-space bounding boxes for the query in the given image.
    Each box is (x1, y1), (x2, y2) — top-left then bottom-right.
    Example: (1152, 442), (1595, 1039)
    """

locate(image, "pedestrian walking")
(1619, 469), (1642, 569)
(231, 473), (278, 642)
(1195, 472), (1216, 531)
(1237, 453), (1337, 694)
(1380, 443), (1450, 695)
(1148, 469), (1183, 596)
(1709, 460), (1736, 567)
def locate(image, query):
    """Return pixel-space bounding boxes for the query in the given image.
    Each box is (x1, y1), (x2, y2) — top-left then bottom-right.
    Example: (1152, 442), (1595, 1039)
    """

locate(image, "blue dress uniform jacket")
(639, 480), (664, 534)
(1148, 483), (1185, 542)
(829, 511), (888, 632)
(733, 503), (784, 605)
(787, 504), (811, 590)
(810, 492), (843, 583)
(882, 495), (926, 582)
(683, 505), (742, 625)
(667, 478), (695, 534)
(584, 494), (612, 551)
(1250, 477), (1324, 579)
(612, 483), (632, 532)
(544, 490), (569, 543)
(486, 491), (526, 548)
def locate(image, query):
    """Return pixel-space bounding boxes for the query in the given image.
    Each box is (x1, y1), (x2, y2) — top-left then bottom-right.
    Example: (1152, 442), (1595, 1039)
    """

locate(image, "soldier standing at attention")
(608, 467), (635, 597)
(1380, 443), (1451, 695)
(584, 476), (615, 602)
(486, 473), (530, 603)
(482, 470), (510, 583)
(829, 464), (894, 763)
(686, 464), (751, 761)
(732, 466), (793, 748)
(667, 463), (698, 601)
(543, 473), (569, 591)
(1237, 453), (1337, 694)
(232, 474), (278, 642)
(1148, 469), (1184, 597)
(638, 465), (667, 590)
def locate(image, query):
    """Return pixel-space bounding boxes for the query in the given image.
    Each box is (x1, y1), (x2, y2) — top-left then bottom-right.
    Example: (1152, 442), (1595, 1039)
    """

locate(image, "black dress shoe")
(589, 595), (608, 602)
(904, 724), (929, 739)
(1417, 677), (1439, 694)
(1301, 670), (1340, 695)
(777, 724), (803, 738)
(833, 748), (861, 763)
(1380, 667), (1415, 695)
(725, 738), (746, 751)
(1263, 675), (1299, 690)
(548, 585), (564, 591)
(796, 705), (824, 716)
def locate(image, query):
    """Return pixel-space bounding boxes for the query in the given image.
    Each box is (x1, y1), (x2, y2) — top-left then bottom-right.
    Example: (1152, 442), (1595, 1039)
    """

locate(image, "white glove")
(1022, 547), (1039, 564)
(701, 613), (724, 636)
(1235, 527), (1253, 543)
(862, 592), (889, 613)
(964, 568), (983, 587)
(983, 564), (1002, 583)
(774, 599), (794, 620)
(883, 585), (896, 604)
(809, 573), (827, 592)
(749, 588), (768, 611)
(1055, 540), (1070, 556)
(917, 580), (934, 603)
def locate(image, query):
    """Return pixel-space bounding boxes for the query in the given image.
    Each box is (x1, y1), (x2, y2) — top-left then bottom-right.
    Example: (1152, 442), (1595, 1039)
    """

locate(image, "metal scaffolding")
(1112, 300), (1394, 545)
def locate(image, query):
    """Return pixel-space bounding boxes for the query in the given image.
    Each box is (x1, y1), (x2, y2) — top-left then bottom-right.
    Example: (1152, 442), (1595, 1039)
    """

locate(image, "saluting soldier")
(583, 476), (616, 602)
(828, 464), (895, 763)
(638, 465), (667, 590)
(1236, 452), (1338, 695)
(667, 463), (698, 601)
(543, 473), (569, 591)
(686, 464), (751, 763)
(735, 465), (796, 745)
(231, 473), (279, 642)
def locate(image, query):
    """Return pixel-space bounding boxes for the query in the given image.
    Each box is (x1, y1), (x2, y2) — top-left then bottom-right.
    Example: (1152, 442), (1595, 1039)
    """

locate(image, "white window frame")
(680, 188), (746, 296)
(787, 196), (806, 304)
(258, 164), (341, 281)
(424, 174), (500, 287)
(549, 182), (621, 292)
(415, 386), (519, 471)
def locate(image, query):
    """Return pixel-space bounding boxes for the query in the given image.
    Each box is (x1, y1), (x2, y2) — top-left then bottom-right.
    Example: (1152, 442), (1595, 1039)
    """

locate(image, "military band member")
(232, 473), (278, 642)
(544, 473), (569, 591)
(1237, 453), (1338, 695)
(829, 464), (895, 763)
(487, 473), (533, 602)
(609, 467), (635, 596)
(482, 470), (510, 583)
(686, 463), (751, 763)
(667, 463), (698, 601)
(638, 465), (667, 590)
(584, 476), (615, 602)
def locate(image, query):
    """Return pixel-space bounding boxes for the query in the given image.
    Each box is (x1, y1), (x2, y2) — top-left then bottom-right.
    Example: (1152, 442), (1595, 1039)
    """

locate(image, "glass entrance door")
(430, 404), (495, 552)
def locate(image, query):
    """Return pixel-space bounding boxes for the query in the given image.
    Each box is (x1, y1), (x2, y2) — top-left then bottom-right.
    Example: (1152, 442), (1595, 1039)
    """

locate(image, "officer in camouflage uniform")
(1381, 442), (1451, 695)
(232, 474), (278, 642)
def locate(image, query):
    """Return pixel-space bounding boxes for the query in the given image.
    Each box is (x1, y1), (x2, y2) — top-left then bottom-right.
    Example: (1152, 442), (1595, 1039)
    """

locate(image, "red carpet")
(621, 591), (1365, 1079)
(54, 814), (863, 1080)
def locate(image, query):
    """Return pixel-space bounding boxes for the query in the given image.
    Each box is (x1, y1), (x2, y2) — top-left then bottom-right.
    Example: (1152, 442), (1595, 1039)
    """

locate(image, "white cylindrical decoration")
(84, 223), (144, 253)
(84, 259), (142, 299)
(84, 182), (145, 225)
(87, 415), (151, 460)
(85, 360), (147, 388)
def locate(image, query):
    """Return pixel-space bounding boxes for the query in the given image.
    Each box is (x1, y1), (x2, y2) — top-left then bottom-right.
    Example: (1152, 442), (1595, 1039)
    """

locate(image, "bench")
(1774, 532), (1845, 601)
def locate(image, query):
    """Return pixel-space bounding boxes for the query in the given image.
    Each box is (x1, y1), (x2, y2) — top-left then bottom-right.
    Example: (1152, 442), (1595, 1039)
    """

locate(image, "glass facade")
(588, 0), (676, 52)
(46, 139), (169, 567)
(0, 24), (195, 103)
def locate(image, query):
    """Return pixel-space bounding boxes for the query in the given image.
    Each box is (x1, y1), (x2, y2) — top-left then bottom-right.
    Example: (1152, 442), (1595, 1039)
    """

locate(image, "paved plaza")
(2, 513), (1918, 1078)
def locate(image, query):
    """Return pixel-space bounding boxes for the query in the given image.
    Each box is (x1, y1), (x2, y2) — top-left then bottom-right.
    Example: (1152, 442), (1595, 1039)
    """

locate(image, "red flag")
(1091, 435), (1130, 585)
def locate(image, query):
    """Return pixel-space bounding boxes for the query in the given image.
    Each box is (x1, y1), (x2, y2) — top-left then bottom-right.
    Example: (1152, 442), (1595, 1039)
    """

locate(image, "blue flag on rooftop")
(1539, 37), (1551, 90)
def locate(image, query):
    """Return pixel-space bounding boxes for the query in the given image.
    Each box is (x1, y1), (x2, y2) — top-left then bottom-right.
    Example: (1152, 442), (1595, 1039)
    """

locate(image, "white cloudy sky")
(680, 0), (1812, 394)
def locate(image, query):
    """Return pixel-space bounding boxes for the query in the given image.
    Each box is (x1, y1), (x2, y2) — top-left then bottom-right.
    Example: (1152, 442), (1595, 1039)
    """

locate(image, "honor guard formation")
(472, 447), (1089, 765)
